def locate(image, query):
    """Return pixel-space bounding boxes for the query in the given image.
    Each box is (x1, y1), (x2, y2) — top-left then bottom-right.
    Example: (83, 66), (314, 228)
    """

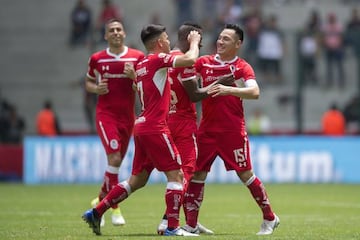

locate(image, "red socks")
(183, 181), (204, 228)
(99, 171), (119, 209)
(96, 182), (129, 216)
(246, 176), (275, 221)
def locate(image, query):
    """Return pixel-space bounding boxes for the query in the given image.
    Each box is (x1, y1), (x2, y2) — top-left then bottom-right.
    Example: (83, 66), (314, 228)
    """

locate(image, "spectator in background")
(247, 107), (271, 135)
(257, 14), (285, 85)
(210, 0), (243, 53)
(0, 100), (25, 144)
(343, 94), (360, 133)
(36, 100), (61, 136)
(173, 0), (194, 30)
(321, 103), (346, 136)
(242, 7), (263, 68)
(69, 0), (92, 47)
(0, 99), (11, 142)
(346, 7), (360, 92)
(96, 0), (122, 44)
(2, 105), (25, 144)
(298, 9), (322, 86)
(200, 0), (217, 33)
(321, 12), (346, 88)
(218, 0), (243, 25)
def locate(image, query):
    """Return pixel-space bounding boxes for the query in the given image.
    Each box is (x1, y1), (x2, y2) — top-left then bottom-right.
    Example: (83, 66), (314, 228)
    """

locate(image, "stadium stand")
(0, 0), (358, 135)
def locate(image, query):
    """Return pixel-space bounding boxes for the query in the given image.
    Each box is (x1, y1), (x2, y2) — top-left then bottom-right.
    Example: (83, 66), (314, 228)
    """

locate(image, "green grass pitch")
(0, 183), (359, 240)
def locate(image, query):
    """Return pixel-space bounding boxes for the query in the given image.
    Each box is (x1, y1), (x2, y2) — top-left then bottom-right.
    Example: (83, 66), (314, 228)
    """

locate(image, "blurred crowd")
(66, 0), (360, 136)
(68, 0), (360, 89)
(1, 0), (360, 145)
(0, 96), (25, 144)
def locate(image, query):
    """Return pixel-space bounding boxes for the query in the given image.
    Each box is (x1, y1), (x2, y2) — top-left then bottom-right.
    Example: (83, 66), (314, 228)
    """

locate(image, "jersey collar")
(214, 54), (238, 64)
(106, 46), (128, 58)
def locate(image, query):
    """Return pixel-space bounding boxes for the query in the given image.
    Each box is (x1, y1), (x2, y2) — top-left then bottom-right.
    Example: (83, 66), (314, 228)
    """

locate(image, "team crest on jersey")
(110, 139), (119, 150)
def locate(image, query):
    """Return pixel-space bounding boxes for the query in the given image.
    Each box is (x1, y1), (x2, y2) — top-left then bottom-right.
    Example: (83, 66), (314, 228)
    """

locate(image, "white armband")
(244, 79), (258, 88)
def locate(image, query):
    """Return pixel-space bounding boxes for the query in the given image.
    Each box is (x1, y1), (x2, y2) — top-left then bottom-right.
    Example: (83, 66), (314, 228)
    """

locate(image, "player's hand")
(217, 74), (235, 86)
(124, 62), (136, 80)
(187, 30), (201, 44)
(96, 79), (109, 95)
(207, 84), (231, 97)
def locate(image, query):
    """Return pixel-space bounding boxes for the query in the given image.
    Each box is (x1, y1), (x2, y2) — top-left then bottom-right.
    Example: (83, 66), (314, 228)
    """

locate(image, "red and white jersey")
(87, 47), (144, 123)
(195, 54), (256, 133)
(134, 53), (177, 134)
(168, 49), (197, 122)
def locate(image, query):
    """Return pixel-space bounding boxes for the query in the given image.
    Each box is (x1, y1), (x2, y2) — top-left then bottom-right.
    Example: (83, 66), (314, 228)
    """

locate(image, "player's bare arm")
(183, 74), (235, 102)
(217, 74), (235, 86)
(85, 76), (109, 95)
(174, 31), (201, 68)
(207, 79), (260, 99)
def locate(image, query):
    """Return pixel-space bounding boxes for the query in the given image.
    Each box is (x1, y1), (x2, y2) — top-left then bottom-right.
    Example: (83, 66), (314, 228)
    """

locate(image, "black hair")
(105, 18), (122, 27)
(140, 24), (166, 45)
(224, 23), (244, 42)
(177, 22), (202, 41)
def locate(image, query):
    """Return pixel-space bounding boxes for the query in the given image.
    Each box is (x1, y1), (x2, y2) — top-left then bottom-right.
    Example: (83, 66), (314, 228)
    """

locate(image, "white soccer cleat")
(111, 207), (126, 226)
(256, 214), (280, 235)
(90, 197), (105, 227)
(181, 224), (200, 234)
(164, 227), (199, 236)
(157, 219), (168, 235)
(197, 222), (214, 235)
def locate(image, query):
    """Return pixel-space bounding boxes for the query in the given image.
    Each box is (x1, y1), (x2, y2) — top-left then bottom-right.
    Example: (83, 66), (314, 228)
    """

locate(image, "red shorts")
(96, 116), (133, 156)
(131, 132), (181, 175)
(168, 119), (197, 176)
(196, 131), (252, 172)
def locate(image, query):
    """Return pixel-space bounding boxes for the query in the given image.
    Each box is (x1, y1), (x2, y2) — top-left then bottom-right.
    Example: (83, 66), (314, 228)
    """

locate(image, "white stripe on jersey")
(99, 121), (109, 146)
(153, 67), (168, 96)
(203, 63), (228, 68)
(162, 133), (175, 160)
(98, 58), (138, 63)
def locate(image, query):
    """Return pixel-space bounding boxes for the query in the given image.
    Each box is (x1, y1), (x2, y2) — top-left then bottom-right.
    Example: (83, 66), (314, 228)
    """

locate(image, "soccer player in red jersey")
(84, 19), (144, 227)
(183, 23), (280, 236)
(157, 22), (220, 235)
(82, 24), (201, 236)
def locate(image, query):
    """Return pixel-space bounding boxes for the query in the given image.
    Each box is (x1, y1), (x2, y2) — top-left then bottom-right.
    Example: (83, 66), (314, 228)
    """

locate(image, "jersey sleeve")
(234, 61), (256, 82)
(194, 57), (203, 73)
(86, 55), (97, 79)
(157, 53), (176, 68)
(179, 66), (197, 82)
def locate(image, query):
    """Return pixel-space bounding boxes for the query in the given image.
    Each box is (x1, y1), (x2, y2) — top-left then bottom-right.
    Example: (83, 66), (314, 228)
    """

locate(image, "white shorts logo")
(110, 139), (119, 150)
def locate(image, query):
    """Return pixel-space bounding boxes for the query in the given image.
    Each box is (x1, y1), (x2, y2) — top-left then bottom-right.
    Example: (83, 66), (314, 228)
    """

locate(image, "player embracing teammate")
(83, 21), (279, 237)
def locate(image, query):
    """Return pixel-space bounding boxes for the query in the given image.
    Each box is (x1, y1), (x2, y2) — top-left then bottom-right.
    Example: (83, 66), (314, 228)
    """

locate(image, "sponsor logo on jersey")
(206, 69), (213, 74)
(183, 68), (195, 74)
(205, 75), (223, 82)
(136, 67), (147, 76)
(102, 65), (109, 71)
(103, 73), (127, 78)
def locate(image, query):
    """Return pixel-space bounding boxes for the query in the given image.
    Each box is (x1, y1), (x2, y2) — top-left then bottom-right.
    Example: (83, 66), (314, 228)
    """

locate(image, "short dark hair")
(140, 24), (166, 45)
(224, 23), (244, 42)
(178, 22), (202, 42)
(105, 18), (123, 30)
